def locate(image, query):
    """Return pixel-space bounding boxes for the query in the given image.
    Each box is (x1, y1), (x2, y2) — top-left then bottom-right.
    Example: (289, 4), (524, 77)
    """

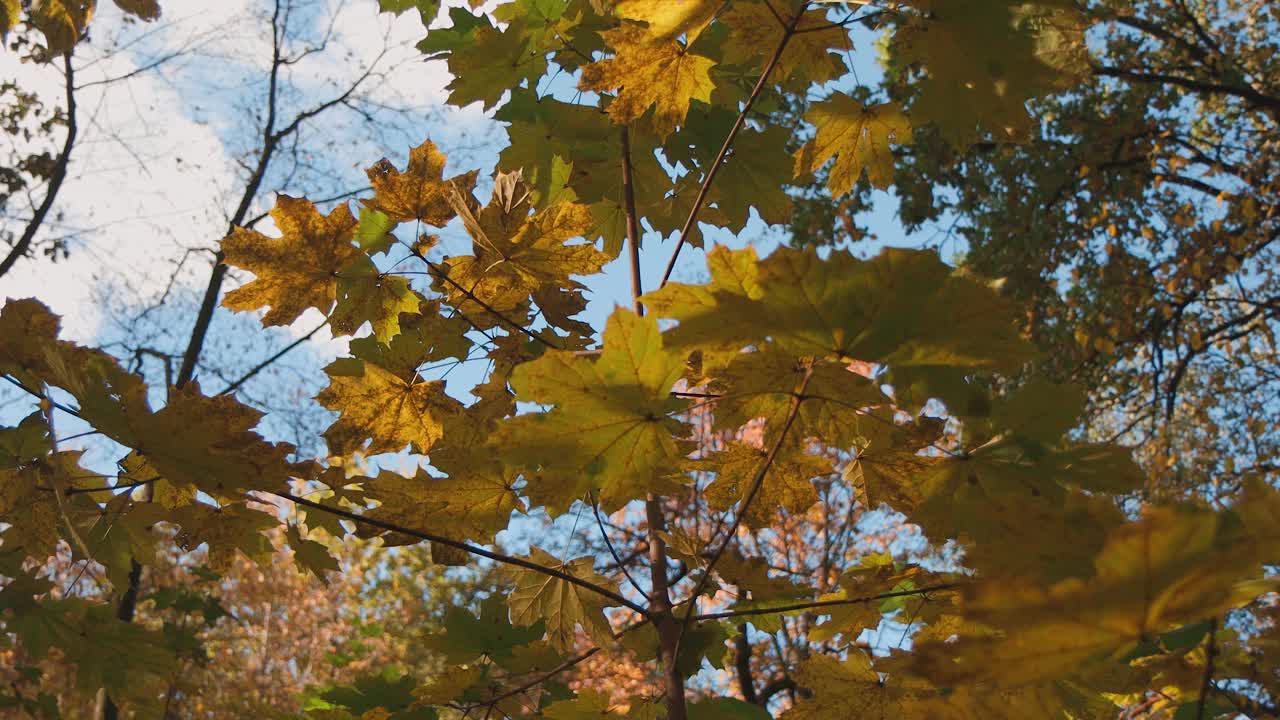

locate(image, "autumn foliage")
(2, 1), (1280, 719)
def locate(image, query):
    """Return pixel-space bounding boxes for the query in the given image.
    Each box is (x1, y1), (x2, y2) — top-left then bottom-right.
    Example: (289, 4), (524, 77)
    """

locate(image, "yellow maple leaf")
(441, 171), (607, 333)
(355, 467), (523, 546)
(30, 0), (94, 54)
(793, 97), (910, 196)
(614, 0), (720, 44)
(363, 139), (476, 225)
(317, 361), (463, 457)
(222, 195), (361, 327)
(710, 348), (891, 447)
(579, 23), (716, 138)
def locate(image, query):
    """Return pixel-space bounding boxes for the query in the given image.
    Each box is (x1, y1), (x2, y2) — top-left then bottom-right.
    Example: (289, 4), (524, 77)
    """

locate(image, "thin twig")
(589, 491), (649, 601)
(692, 583), (959, 621)
(218, 314), (330, 395)
(274, 490), (648, 616)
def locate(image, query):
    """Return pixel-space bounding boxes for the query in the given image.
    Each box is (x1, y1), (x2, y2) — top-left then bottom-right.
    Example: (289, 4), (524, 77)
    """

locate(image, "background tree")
(788, 0), (1280, 502)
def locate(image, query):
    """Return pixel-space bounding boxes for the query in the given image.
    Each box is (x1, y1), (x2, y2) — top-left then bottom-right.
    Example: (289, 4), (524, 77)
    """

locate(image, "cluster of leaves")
(2, 0), (1279, 718)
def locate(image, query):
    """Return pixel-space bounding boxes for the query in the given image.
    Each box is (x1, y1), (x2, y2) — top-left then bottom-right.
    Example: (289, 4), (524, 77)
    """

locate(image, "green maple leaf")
(320, 668), (436, 720)
(423, 594), (544, 663)
(377, 0), (441, 25)
(720, 4), (852, 85)
(889, 0), (1083, 145)
(912, 505), (1267, 691)
(711, 125), (795, 228)
(865, 439), (1132, 581)
(331, 256), (423, 342)
(709, 348), (890, 447)
(286, 523), (339, 584)
(494, 308), (690, 514)
(645, 245), (1036, 371)
(506, 546), (621, 652)
(418, 5), (569, 112)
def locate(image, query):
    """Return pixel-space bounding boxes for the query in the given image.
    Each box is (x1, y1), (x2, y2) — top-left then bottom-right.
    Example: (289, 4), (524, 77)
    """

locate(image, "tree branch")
(0, 52), (77, 279)
(658, 2), (808, 289)
(273, 490), (648, 616)
(1195, 618), (1218, 720)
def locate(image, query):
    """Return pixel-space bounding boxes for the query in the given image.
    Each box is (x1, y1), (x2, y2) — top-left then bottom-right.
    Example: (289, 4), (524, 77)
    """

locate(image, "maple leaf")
(912, 505), (1267, 690)
(709, 125), (795, 228)
(807, 555), (905, 642)
(709, 349), (891, 447)
(783, 652), (897, 720)
(377, 0), (440, 25)
(113, 0), (160, 20)
(889, 0), (1080, 144)
(423, 594), (543, 663)
(506, 546), (620, 652)
(863, 439), (1133, 580)
(70, 376), (297, 499)
(363, 138), (476, 225)
(716, 551), (809, 603)
(169, 501), (277, 571)
(222, 195), (361, 327)
(0, 297), (121, 391)
(418, 4), (572, 111)
(0, 448), (97, 561)
(493, 309), (689, 514)
(354, 467), (523, 548)
(543, 690), (627, 720)
(615, 0), (720, 44)
(328, 255), (423, 342)
(646, 246), (1036, 371)
(720, 4), (852, 85)
(440, 171), (607, 334)
(343, 299), (472, 380)
(285, 523), (339, 583)
(0, 1), (18, 40)
(701, 442), (833, 528)
(4, 598), (173, 709)
(793, 98), (911, 195)
(317, 360), (464, 457)
(579, 23), (716, 138)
